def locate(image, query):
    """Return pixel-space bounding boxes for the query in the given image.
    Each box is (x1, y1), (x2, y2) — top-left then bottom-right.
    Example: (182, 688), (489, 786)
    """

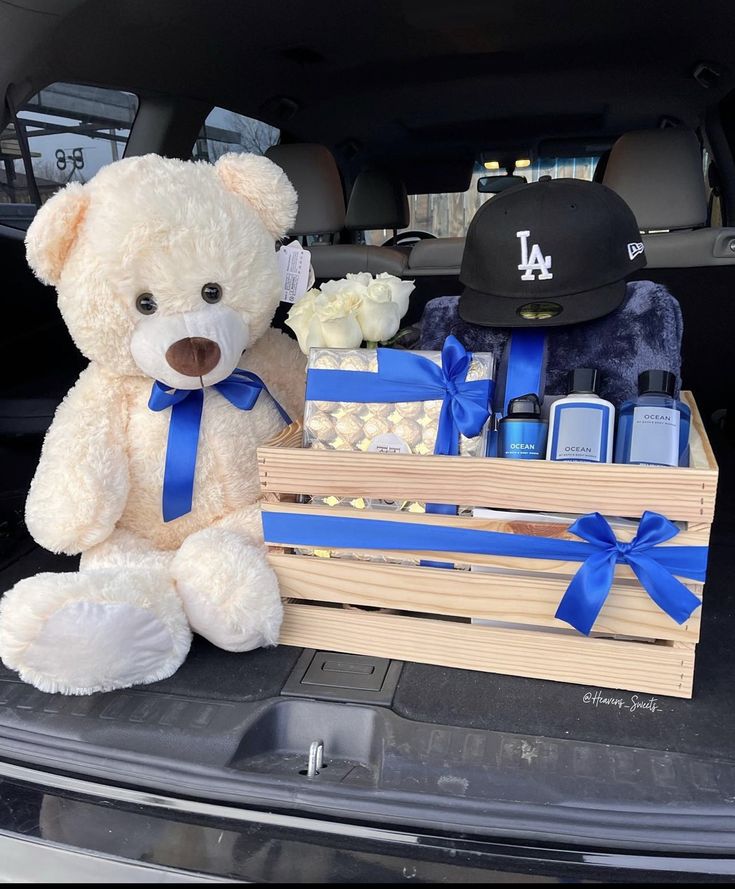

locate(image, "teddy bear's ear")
(214, 153), (298, 240)
(25, 182), (89, 286)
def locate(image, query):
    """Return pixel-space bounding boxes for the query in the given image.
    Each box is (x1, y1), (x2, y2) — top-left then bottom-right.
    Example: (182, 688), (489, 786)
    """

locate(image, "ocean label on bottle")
(502, 440), (543, 459)
(628, 406), (679, 466)
(553, 406), (603, 462)
(500, 422), (547, 459)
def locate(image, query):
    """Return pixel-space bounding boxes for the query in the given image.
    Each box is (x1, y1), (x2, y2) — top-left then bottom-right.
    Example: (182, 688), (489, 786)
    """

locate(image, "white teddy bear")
(0, 152), (307, 695)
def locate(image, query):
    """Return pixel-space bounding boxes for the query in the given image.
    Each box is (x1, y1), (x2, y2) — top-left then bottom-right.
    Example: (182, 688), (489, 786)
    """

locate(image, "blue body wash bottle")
(615, 369), (691, 467)
(497, 393), (547, 459)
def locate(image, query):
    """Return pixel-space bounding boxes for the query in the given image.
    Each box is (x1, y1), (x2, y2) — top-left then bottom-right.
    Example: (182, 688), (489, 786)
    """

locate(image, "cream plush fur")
(0, 153), (307, 695)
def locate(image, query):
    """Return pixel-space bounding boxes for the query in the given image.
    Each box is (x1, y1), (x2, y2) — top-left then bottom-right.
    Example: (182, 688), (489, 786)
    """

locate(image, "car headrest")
(407, 237), (465, 274)
(345, 168), (410, 231)
(266, 143), (346, 235)
(603, 129), (708, 232)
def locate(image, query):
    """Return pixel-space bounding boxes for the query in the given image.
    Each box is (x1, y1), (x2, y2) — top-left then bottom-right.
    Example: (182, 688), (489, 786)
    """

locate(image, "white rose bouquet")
(285, 272), (415, 353)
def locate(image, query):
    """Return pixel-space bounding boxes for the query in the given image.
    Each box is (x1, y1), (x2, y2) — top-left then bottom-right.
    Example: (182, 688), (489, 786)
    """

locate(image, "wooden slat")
(258, 448), (717, 523)
(263, 502), (711, 544)
(279, 604), (695, 698)
(269, 552), (701, 642)
(262, 502), (711, 583)
(263, 419), (303, 450)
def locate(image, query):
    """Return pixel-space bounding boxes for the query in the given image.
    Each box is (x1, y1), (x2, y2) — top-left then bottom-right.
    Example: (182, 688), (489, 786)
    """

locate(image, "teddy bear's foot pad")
(0, 571), (192, 695)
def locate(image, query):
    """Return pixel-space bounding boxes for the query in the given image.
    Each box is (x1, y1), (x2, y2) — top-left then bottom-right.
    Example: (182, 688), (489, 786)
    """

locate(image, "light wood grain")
(263, 419), (303, 450)
(258, 448), (717, 523)
(279, 604), (696, 698)
(269, 552), (701, 642)
(262, 503), (711, 582)
(263, 501), (710, 543)
(261, 393), (714, 697)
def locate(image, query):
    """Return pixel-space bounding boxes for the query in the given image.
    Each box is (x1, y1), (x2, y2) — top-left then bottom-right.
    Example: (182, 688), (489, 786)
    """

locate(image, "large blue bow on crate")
(305, 335), (493, 458)
(260, 509), (706, 635)
(149, 369), (290, 523)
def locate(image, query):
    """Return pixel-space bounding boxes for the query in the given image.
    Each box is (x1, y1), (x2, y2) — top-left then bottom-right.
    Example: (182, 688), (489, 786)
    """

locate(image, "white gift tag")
(277, 241), (313, 304)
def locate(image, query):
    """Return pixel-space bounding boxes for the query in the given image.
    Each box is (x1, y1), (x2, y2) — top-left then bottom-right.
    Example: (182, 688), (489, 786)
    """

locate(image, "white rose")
(346, 271), (373, 288)
(358, 281), (402, 342)
(319, 277), (354, 297)
(285, 289), (327, 353)
(376, 272), (415, 319)
(313, 291), (364, 349)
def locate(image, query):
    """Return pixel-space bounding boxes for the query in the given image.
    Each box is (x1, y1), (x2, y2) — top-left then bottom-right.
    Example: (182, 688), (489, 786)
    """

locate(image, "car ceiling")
(2, 0), (735, 191)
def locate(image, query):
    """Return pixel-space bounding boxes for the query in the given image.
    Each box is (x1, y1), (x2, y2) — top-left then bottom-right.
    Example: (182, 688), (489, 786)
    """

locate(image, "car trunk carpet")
(392, 533), (735, 758)
(393, 430), (735, 759)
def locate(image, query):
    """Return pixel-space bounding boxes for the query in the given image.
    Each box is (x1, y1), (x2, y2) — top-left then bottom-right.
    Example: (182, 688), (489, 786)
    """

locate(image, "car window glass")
(193, 106), (279, 161)
(365, 156), (600, 244)
(0, 82), (138, 209)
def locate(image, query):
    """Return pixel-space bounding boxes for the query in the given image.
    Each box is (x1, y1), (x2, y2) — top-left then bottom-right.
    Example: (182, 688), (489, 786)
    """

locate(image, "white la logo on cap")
(517, 230), (553, 281)
(627, 241), (645, 260)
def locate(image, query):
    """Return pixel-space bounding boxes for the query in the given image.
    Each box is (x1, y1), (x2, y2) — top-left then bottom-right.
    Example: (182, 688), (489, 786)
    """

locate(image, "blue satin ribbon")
(149, 369), (290, 523)
(261, 509), (705, 635)
(306, 335), (493, 459)
(503, 329), (547, 415)
(554, 511), (704, 634)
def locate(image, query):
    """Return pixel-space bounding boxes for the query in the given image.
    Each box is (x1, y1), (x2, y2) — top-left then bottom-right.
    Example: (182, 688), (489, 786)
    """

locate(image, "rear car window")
(193, 106), (279, 161)
(365, 156), (600, 243)
(0, 82), (138, 207)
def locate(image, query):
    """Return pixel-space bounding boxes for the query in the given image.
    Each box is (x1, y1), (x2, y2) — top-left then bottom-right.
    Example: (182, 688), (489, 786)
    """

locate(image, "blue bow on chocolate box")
(305, 335), (493, 457)
(261, 509), (706, 635)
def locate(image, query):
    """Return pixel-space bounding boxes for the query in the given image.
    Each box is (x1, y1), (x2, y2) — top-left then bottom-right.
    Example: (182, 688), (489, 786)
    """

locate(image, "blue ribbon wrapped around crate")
(261, 509), (706, 635)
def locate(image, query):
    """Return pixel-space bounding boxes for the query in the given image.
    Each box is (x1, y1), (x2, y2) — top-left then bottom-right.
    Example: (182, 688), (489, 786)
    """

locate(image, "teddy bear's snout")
(165, 337), (222, 377)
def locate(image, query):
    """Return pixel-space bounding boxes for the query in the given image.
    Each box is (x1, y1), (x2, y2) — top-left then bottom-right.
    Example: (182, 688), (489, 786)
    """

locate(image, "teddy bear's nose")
(165, 337), (222, 377)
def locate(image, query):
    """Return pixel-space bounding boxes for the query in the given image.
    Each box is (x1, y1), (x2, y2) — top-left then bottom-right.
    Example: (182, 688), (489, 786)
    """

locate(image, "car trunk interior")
(2, 244), (735, 852)
(2, 0), (735, 852)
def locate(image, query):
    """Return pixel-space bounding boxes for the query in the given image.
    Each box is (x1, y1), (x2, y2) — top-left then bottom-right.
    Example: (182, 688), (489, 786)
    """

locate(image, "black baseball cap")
(459, 178), (647, 328)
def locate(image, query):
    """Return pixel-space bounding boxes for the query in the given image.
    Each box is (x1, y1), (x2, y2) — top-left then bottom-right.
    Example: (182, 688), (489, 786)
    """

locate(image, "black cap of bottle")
(639, 369), (676, 397)
(567, 367), (599, 395)
(506, 393), (542, 418)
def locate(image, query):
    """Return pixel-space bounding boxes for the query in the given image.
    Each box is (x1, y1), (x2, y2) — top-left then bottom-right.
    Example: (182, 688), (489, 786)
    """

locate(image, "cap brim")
(458, 278), (628, 328)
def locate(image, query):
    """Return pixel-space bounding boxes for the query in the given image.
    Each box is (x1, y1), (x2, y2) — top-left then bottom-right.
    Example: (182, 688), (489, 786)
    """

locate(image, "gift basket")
(260, 179), (718, 699)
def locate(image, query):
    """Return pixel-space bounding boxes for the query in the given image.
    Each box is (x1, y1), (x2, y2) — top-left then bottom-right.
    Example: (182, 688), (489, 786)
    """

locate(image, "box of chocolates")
(303, 346), (495, 460)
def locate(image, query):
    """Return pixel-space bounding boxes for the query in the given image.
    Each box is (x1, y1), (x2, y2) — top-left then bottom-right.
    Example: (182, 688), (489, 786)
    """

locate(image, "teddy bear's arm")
(25, 364), (130, 555)
(241, 328), (306, 423)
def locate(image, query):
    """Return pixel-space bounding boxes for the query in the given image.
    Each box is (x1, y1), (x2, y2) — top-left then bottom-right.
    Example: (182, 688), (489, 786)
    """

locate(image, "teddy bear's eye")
(135, 292), (158, 315)
(201, 283), (222, 304)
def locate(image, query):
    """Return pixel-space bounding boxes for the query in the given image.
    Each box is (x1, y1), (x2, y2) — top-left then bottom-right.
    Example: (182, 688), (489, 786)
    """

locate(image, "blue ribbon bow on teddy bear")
(149, 369), (290, 522)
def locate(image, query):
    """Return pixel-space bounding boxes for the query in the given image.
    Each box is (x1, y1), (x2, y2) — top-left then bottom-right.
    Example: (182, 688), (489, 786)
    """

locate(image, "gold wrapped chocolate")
(302, 345), (495, 560)
(303, 346), (495, 458)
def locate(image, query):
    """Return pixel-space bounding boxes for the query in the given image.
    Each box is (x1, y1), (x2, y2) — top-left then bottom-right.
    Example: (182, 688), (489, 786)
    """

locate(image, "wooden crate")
(258, 393), (718, 699)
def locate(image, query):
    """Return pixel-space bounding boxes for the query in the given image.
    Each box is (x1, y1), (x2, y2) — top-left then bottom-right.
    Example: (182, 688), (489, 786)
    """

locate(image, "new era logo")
(627, 241), (645, 261)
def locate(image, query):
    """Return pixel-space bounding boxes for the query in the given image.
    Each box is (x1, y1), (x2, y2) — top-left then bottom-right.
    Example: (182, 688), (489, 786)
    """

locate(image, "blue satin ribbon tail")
(149, 370), (290, 523)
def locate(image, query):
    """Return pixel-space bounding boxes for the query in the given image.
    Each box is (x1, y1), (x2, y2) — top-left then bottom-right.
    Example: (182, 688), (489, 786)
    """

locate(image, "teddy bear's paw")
(0, 570), (192, 695)
(172, 529), (283, 652)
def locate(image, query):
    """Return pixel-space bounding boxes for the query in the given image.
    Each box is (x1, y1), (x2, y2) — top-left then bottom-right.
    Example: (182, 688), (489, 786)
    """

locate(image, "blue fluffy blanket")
(419, 281), (683, 409)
